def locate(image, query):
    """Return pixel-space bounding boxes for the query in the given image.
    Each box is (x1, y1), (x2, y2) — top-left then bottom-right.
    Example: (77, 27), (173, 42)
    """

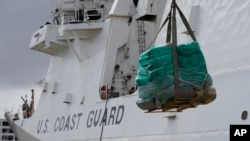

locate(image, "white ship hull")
(5, 0), (250, 140)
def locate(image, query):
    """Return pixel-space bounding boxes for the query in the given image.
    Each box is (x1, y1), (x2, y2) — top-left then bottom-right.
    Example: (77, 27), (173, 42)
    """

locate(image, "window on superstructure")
(2, 121), (9, 126)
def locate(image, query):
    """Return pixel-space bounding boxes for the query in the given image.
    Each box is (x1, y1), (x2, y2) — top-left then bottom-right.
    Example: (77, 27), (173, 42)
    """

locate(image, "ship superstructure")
(4, 0), (250, 141)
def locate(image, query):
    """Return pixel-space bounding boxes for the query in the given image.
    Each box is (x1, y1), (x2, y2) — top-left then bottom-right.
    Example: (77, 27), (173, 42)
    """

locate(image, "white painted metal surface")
(6, 0), (250, 140)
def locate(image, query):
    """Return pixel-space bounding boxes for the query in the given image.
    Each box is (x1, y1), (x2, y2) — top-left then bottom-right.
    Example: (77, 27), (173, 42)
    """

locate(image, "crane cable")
(99, 86), (109, 141)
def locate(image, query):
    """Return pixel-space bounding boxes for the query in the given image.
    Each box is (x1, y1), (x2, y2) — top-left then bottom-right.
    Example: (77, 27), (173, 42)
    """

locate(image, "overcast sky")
(0, 0), (53, 118)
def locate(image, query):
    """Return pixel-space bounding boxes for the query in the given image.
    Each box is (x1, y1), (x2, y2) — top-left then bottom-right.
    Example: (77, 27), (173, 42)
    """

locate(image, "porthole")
(241, 110), (248, 120)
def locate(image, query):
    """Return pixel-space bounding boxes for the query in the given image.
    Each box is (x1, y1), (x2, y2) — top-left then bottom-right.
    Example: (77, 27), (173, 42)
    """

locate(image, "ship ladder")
(137, 20), (146, 54)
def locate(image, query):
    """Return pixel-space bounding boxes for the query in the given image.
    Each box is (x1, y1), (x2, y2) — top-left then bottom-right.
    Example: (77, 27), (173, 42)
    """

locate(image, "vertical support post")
(31, 89), (35, 115)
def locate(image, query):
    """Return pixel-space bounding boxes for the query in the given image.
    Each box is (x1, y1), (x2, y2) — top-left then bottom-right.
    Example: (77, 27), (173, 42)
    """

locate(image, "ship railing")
(60, 8), (105, 24)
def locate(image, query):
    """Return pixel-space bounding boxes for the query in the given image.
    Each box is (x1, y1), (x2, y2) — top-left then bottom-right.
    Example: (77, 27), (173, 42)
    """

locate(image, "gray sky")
(0, 0), (52, 118)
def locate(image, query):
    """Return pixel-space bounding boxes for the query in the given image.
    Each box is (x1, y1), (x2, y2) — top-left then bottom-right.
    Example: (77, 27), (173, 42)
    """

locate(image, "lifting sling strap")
(147, 0), (209, 107)
(171, 0), (180, 104)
